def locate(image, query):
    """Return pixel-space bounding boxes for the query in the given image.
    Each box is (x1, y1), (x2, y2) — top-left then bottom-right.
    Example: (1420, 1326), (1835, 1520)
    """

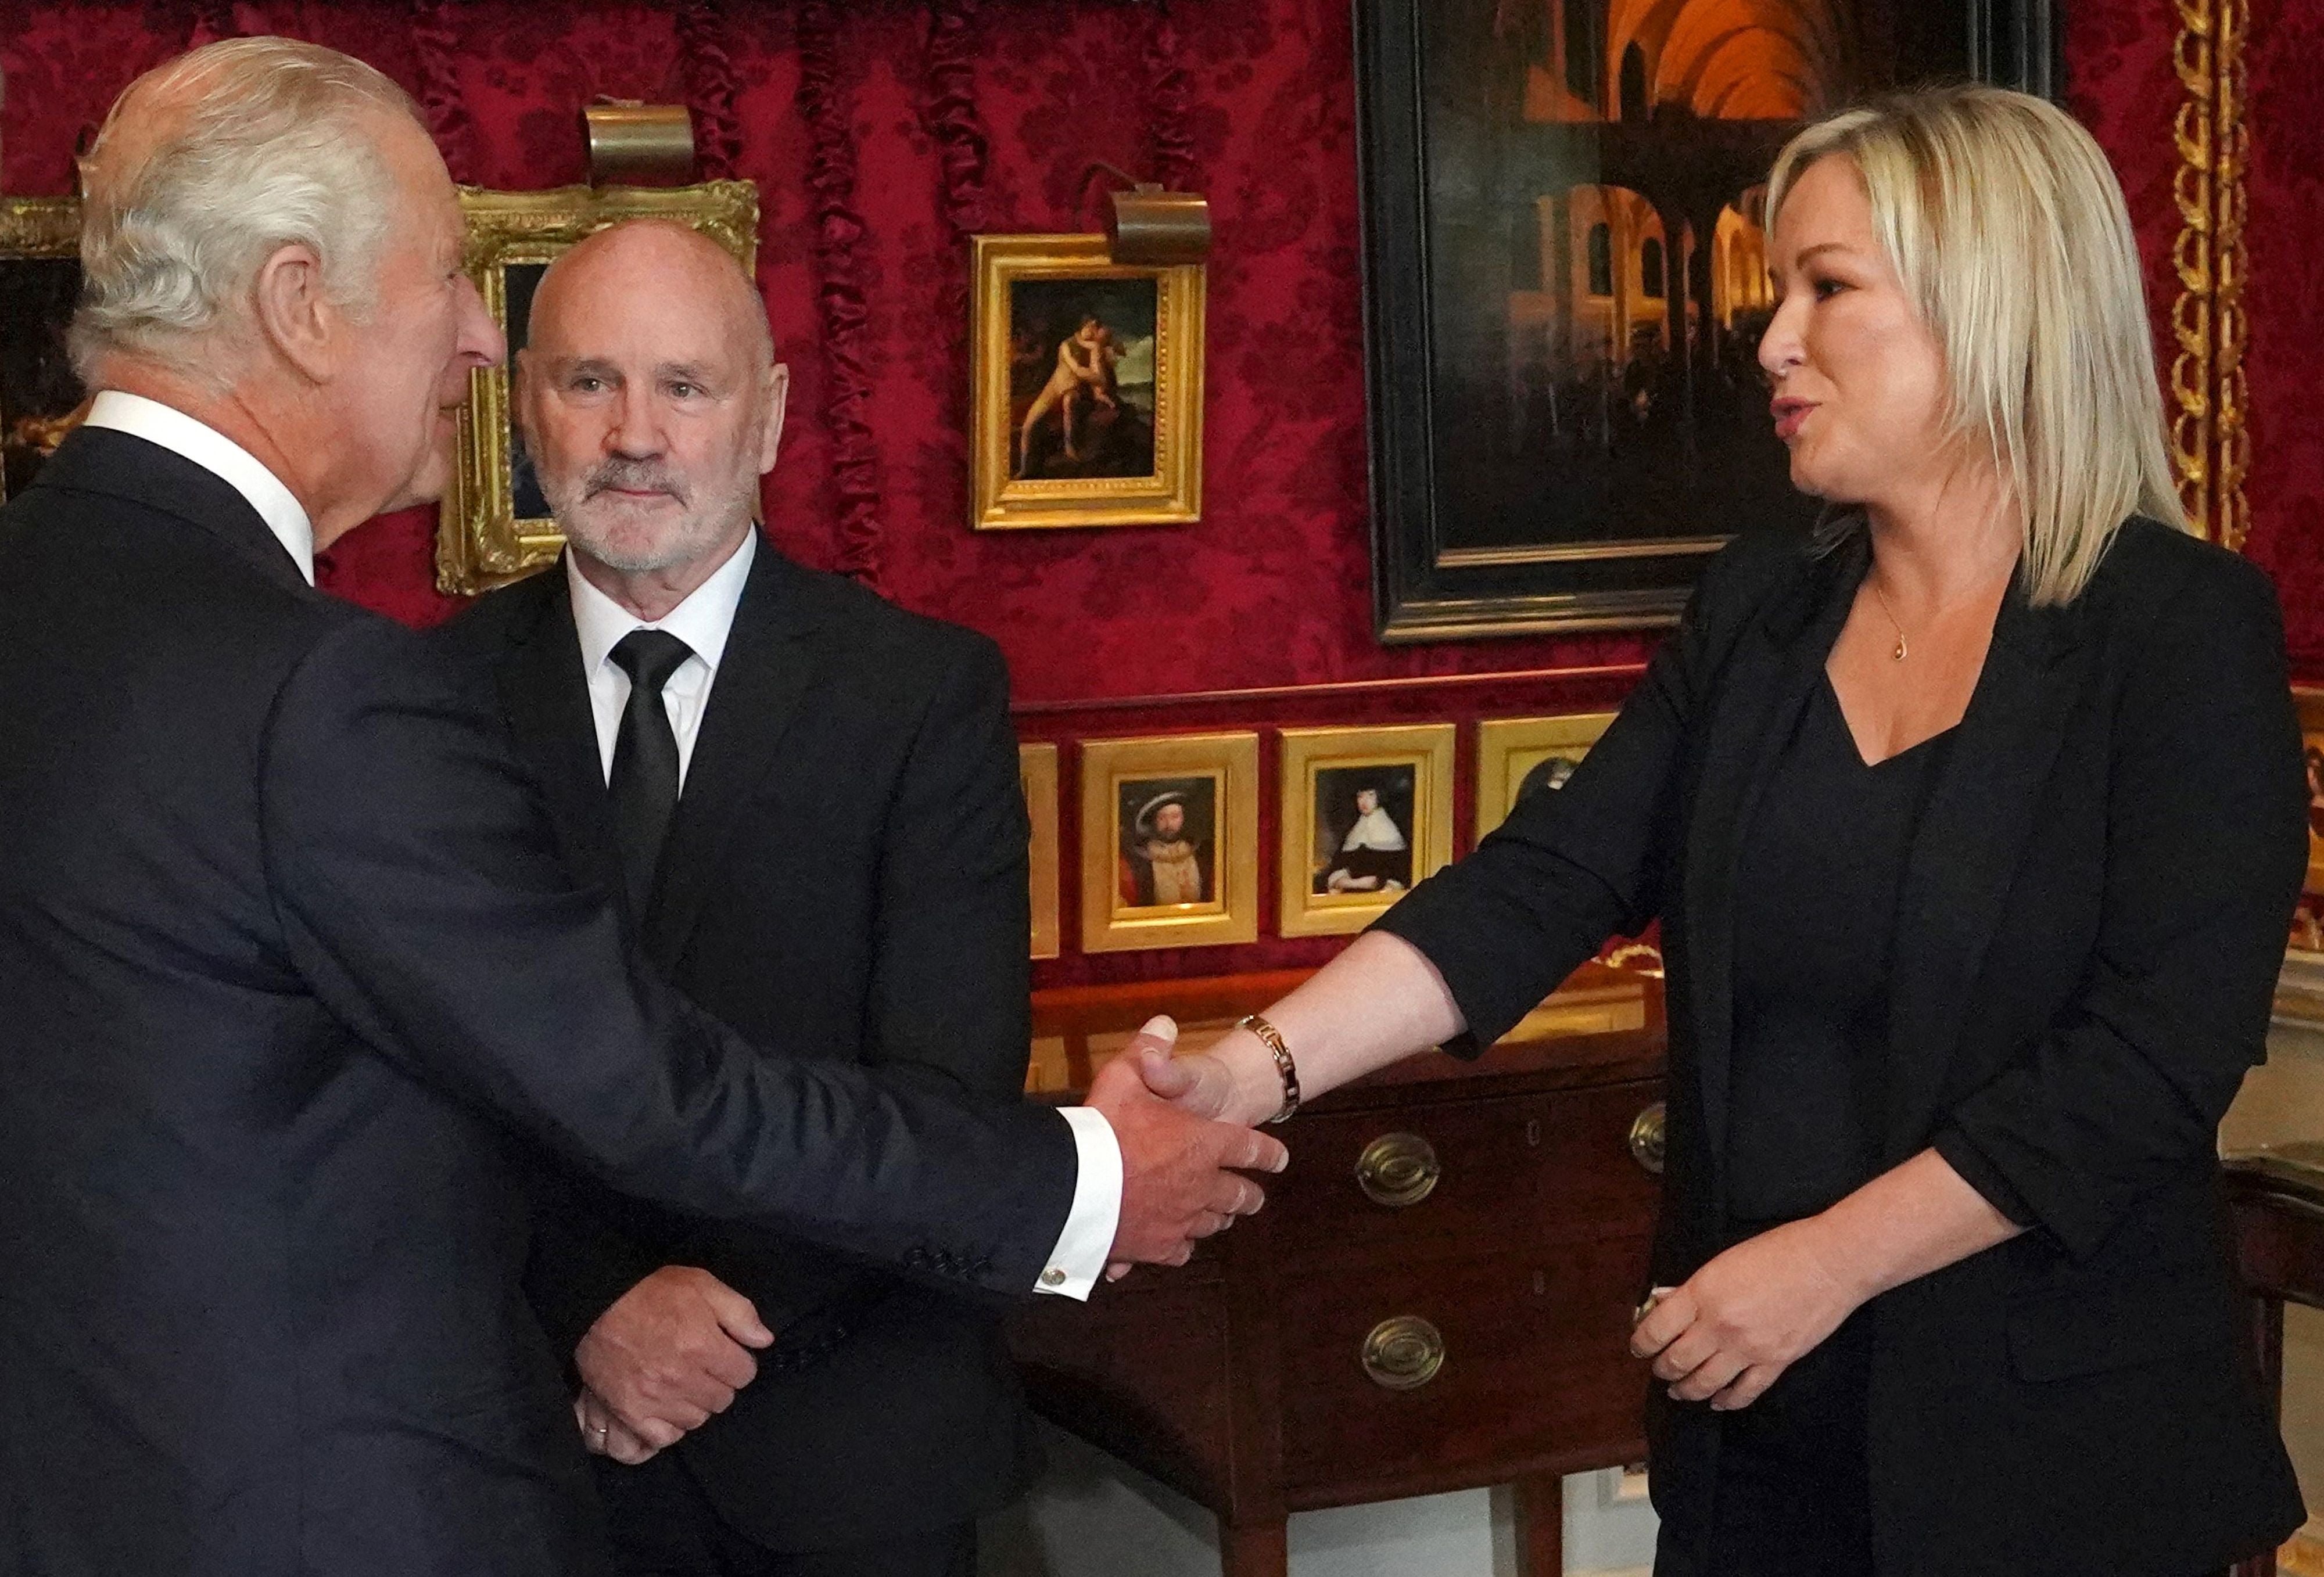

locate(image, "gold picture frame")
(1475, 713), (1619, 841)
(1278, 724), (1455, 938)
(970, 234), (1204, 531)
(1020, 742), (1061, 961)
(1079, 732), (1258, 954)
(1, 196), (87, 505)
(436, 181), (760, 597)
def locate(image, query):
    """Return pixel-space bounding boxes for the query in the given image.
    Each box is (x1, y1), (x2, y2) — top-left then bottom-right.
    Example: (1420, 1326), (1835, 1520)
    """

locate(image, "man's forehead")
(530, 224), (768, 365)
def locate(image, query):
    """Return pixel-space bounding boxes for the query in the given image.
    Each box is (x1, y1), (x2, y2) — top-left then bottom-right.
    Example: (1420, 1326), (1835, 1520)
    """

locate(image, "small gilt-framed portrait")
(970, 234), (1204, 531)
(1475, 714), (1618, 840)
(1079, 733), (1258, 953)
(1, 197), (87, 504)
(2298, 690), (2324, 895)
(1020, 742), (1061, 961)
(1279, 725), (1455, 938)
(436, 181), (759, 596)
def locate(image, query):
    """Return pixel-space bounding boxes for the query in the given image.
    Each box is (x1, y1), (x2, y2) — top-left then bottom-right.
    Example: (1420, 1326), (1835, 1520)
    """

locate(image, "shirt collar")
(566, 529), (757, 681)
(83, 390), (317, 584)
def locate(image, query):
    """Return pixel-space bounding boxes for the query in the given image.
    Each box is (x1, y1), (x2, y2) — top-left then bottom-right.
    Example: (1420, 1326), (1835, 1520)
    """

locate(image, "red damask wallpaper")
(5, 0), (2319, 979)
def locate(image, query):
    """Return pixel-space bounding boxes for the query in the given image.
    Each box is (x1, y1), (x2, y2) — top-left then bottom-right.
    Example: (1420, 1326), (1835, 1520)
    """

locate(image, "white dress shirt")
(565, 533), (1123, 1298)
(82, 390), (317, 584)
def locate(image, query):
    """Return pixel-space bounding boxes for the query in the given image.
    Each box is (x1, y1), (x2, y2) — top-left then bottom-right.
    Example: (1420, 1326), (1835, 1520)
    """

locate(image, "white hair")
(70, 37), (418, 385)
(1767, 85), (2187, 607)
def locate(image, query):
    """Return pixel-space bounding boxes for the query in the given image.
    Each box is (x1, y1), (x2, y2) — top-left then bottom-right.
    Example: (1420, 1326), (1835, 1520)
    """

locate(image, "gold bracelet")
(1236, 1012), (1300, 1125)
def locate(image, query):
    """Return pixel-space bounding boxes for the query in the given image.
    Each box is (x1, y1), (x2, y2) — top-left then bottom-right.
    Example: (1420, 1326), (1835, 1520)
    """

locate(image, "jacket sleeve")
(860, 632), (1034, 1102)
(255, 617), (1079, 1300)
(522, 1165), (673, 1363)
(1931, 554), (2307, 1262)
(1370, 534), (1773, 1052)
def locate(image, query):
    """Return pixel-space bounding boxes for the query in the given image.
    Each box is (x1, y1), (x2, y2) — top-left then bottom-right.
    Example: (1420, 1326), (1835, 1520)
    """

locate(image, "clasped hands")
(1626, 1216), (1872, 1411)
(577, 1018), (1287, 1459)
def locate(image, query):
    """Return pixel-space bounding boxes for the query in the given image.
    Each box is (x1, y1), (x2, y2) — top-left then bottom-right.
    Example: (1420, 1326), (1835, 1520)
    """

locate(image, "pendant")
(1892, 638), (1908, 661)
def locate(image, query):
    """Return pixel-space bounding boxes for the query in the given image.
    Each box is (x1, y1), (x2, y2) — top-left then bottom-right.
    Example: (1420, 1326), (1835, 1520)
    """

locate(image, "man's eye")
(668, 382), (698, 400)
(573, 376), (605, 393)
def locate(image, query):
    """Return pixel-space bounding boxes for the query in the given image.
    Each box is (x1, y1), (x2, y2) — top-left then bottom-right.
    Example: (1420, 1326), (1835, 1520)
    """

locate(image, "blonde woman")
(1146, 87), (2306, 1575)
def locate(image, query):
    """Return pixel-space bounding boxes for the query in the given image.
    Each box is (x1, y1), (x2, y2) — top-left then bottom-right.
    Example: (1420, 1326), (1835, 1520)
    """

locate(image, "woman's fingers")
(1629, 1286), (1694, 1359)
(1667, 1349), (1748, 1403)
(1710, 1362), (1785, 1411)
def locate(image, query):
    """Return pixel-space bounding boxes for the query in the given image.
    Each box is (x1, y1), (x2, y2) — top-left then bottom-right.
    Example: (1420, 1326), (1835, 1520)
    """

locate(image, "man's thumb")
(707, 1284), (774, 1348)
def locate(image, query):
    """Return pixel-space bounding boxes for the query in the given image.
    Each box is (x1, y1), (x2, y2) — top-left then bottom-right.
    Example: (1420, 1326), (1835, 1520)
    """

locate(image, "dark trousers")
(592, 1452), (975, 1577)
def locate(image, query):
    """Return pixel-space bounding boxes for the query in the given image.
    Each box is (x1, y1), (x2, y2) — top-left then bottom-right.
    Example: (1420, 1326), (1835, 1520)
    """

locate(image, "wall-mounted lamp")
(1082, 161), (1211, 266)
(583, 100), (697, 186)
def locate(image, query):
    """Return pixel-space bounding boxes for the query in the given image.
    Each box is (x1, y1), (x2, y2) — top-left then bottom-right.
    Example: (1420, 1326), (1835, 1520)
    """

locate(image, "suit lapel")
(494, 571), (631, 914)
(643, 546), (828, 970)
(1682, 537), (1865, 1212)
(1883, 589), (2086, 1155)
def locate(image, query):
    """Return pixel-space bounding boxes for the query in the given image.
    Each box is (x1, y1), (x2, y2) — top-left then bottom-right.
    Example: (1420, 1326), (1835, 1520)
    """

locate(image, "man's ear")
(249, 242), (339, 384)
(758, 363), (789, 475)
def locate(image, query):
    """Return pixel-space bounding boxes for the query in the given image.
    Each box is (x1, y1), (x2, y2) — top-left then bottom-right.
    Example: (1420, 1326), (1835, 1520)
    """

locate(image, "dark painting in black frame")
(1358, 0), (2060, 641)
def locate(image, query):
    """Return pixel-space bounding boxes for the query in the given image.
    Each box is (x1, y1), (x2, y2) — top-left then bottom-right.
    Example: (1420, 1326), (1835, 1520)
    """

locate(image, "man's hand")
(574, 1265), (773, 1452)
(1627, 1217), (1867, 1411)
(1091, 1018), (1287, 1274)
(576, 1384), (664, 1465)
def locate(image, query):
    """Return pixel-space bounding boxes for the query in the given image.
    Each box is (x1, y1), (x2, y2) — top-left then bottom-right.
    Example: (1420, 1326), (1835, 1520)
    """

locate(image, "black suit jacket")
(0, 429), (1078, 1577)
(438, 543), (1040, 1550)
(1376, 518), (2308, 1576)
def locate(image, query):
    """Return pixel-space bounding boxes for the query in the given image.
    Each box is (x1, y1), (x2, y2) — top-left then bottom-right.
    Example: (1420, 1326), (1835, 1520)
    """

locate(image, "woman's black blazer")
(1376, 517), (2308, 1576)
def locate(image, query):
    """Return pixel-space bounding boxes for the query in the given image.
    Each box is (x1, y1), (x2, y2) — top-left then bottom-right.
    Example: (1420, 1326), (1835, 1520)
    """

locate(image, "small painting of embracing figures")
(1009, 277), (1159, 483)
(971, 234), (1205, 531)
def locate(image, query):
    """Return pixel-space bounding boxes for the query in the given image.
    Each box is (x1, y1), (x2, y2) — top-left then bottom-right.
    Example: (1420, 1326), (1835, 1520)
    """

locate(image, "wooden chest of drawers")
(1010, 965), (1669, 1577)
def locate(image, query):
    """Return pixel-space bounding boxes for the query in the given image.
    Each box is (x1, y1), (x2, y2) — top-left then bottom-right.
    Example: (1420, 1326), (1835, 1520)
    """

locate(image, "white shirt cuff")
(1035, 1105), (1124, 1300)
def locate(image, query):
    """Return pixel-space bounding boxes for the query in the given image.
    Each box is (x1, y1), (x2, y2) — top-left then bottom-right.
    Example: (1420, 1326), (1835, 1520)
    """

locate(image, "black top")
(1371, 519), (2308, 1576)
(1727, 675), (1952, 1220)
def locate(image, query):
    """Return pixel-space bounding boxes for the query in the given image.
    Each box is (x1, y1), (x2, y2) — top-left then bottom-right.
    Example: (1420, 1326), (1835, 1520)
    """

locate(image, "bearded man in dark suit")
(0, 40), (1281, 1577)
(435, 218), (1067, 1577)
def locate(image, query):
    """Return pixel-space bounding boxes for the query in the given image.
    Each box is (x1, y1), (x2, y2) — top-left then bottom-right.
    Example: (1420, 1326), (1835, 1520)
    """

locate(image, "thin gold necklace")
(1869, 579), (1908, 661)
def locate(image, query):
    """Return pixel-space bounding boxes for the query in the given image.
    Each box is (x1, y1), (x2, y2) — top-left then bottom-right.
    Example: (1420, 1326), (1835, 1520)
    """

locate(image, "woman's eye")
(1813, 278), (1846, 300)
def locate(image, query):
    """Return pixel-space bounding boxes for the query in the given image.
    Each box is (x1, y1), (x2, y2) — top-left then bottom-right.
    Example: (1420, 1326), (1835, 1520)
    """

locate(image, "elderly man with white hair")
(0, 38), (1283, 1577)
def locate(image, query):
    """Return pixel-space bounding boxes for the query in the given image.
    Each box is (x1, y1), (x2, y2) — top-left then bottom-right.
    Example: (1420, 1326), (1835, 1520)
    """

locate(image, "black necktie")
(607, 628), (694, 914)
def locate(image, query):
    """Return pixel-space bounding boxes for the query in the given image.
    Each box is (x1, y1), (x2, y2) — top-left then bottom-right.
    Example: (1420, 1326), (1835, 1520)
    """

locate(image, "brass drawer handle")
(1628, 1102), (1666, 1176)
(1361, 1315), (1446, 1391)
(1354, 1132), (1441, 1208)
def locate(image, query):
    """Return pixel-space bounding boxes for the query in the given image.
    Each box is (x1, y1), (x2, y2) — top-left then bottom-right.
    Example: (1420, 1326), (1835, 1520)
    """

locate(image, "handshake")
(573, 1015), (1278, 1463)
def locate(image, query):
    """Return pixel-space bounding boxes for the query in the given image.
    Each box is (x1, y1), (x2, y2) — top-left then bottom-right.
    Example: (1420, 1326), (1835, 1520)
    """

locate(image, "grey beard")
(541, 464), (749, 574)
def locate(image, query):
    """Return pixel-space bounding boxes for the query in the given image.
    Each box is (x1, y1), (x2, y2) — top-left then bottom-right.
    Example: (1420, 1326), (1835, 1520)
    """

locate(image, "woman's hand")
(1628, 1216), (1867, 1411)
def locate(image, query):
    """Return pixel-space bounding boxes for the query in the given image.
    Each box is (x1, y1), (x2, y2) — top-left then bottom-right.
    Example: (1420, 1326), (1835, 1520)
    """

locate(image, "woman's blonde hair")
(1764, 84), (2185, 606)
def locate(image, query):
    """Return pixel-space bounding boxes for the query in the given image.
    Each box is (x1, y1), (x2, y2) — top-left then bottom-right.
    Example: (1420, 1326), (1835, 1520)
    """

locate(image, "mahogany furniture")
(1012, 963), (1670, 1577)
(2225, 1146), (2324, 1577)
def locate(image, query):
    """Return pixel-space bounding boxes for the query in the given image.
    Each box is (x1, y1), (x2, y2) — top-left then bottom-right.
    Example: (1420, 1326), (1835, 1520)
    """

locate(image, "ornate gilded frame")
(1277, 724), (1455, 939)
(1474, 713), (1618, 842)
(2168, 0), (2251, 549)
(1078, 732), (1258, 954)
(0, 196), (85, 505)
(970, 234), (1205, 531)
(0, 195), (76, 257)
(1020, 742), (1062, 961)
(437, 181), (759, 595)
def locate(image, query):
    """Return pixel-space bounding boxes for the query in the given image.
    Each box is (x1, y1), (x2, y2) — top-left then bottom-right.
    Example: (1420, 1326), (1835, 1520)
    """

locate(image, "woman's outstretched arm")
(1141, 931), (1468, 1127)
